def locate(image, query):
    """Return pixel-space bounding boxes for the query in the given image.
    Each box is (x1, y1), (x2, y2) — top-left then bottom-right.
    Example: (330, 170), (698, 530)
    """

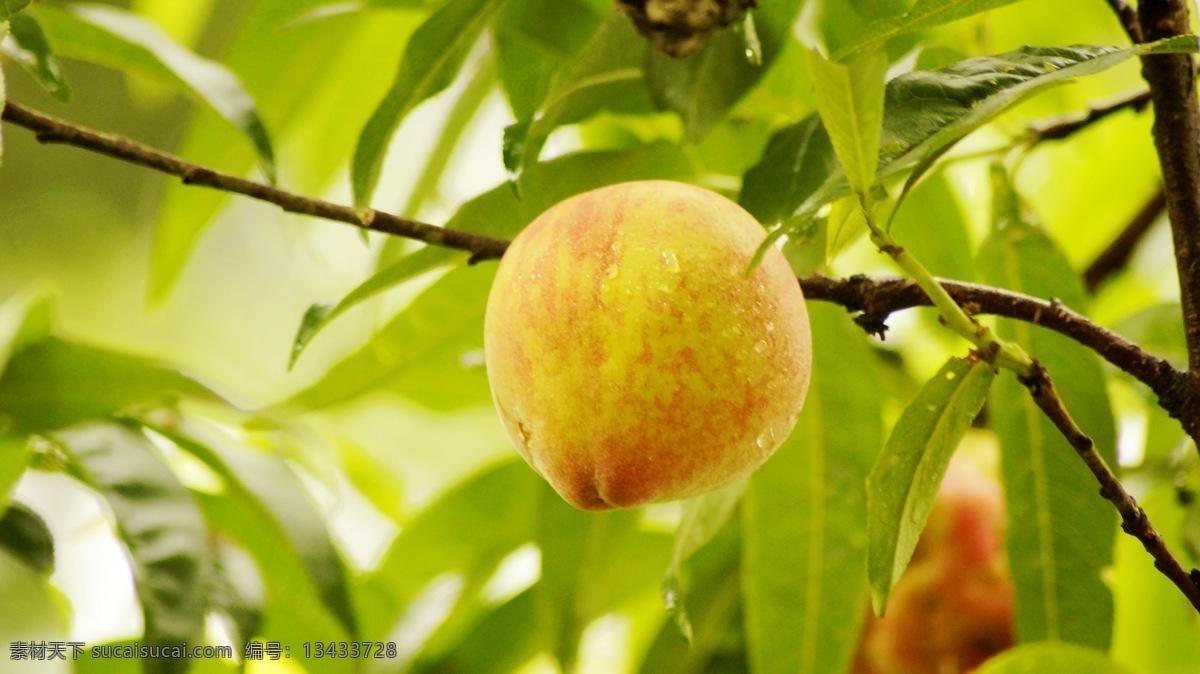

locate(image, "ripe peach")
(483, 181), (812, 510)
(852, 454), (1015, 674)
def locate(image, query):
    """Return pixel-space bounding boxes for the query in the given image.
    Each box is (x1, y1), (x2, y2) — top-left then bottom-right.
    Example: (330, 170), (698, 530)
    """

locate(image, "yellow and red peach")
(484, 181), (812, 510)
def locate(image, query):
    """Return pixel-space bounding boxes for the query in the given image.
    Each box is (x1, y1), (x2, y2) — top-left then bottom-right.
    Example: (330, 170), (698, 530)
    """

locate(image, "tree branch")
(1104, 0), (1145, 44)
(799, 274), (1187, 408)
(1026, 89), (1152, 142)
(1084, 188), (1167, 292)
(0, 101), (510, 263)
(1021, 361), (1200, 612)
(5, 97), (1200, 613)
(1138, 1), (1200, 382)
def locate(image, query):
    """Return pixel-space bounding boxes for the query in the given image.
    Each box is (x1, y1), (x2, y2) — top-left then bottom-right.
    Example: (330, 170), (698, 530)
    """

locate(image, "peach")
(483, 181), (812, 510)
(852, 454), (1015, 674)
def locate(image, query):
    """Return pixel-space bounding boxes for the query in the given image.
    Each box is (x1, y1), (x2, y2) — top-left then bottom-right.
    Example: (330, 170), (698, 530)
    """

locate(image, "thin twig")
(0, 101), (511, 262)
(1084, 188), (1167, 292)
(1020, 361), (1200, 612)
(1104, 0), (1145, 43)
(1026, 89), (1151, 142)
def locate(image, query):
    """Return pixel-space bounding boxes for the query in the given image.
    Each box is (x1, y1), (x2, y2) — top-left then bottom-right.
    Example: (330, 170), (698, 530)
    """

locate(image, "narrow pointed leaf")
(351, 0), (501, 206)
(0, 338), (216, 434)
(280, 263), (494, 412)
(0, 503), (54, 575)
(741, 37), (1198, 227)
(662, 481), (744, 641)
(534, 487), (672, 665)
(56, 423), (210, 659)
(743, 304), (882, 674)
(640, 534), (741, 674)
(867, 357), (995, 614)
(0, 436), (29, 514)
(149, 420), (359, 639)
(806, 49), (888, 195)
(0, 20), (6, 170)
(493, 0), (605, 122)
(358, 460), (540, 639)
(289, 247), (467, 368)
(510, 13), (653, 176)
(888, 171), (975, 282)
(34, 3), (276, 180)
(0, 0), (29, 19)
(645, 0), (802, 139)
(3, 13), (70, 100)
(979, 172), (1116, 648)
(739, 114), (835, 224)
(976, 642), (1132, 674)
(837, 0), (1030, 60)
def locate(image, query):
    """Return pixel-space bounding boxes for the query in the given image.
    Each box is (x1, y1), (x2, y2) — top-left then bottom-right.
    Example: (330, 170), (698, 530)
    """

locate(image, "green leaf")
(289, 247), (467, 368)
(0, 287), (52, 373)
(1111, 303), (1185, 370)
(0, 20), (6, 170)
(975, 641), (1133, 674)
(34, 3), (276, 180)
(195, 488), (355, 673)
(493, 0), (606, 121)
(533, 487), (672, 667)
(739, 114), (836, 224)
(0, 338), (216, 434)
(55, 423), (210, 659)
(639, 534), (743, 674)
(149, 419), (359, 639)
(0, 0), (29, 20)
(889, 171), (975, 282)
(351, 0), (503, 206)
(825, 194), (870, 260)
(867, 357), (995, 614)
(207, 535), (263, 648)
(979, 170), (1116, 649)
(0, 503), (53, 575)
(645, 0), (802, 139)
(411, 590), (541, 674)
(0, 436), (30, 514)
(3, 12), (69, 100)
(806, 49), (888, 196)
(742, 38), (1197, 228)
(508, 13), (653, 177)
(837, 0), (1031, 60)
(280, 263), (494, 412)
(662, 482), (744, 642)
(357, 460), (540, 639)
(742, 304), (883, 674)
(0, 548), (67, 658)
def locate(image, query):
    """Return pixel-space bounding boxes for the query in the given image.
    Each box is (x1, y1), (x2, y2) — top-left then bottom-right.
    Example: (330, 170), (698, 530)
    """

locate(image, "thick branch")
(0, 101), (511, 262)
(1021, 362), (1200, 612)
(1138, 1), (1200, 380)
(1084, 188), (1167, 292)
